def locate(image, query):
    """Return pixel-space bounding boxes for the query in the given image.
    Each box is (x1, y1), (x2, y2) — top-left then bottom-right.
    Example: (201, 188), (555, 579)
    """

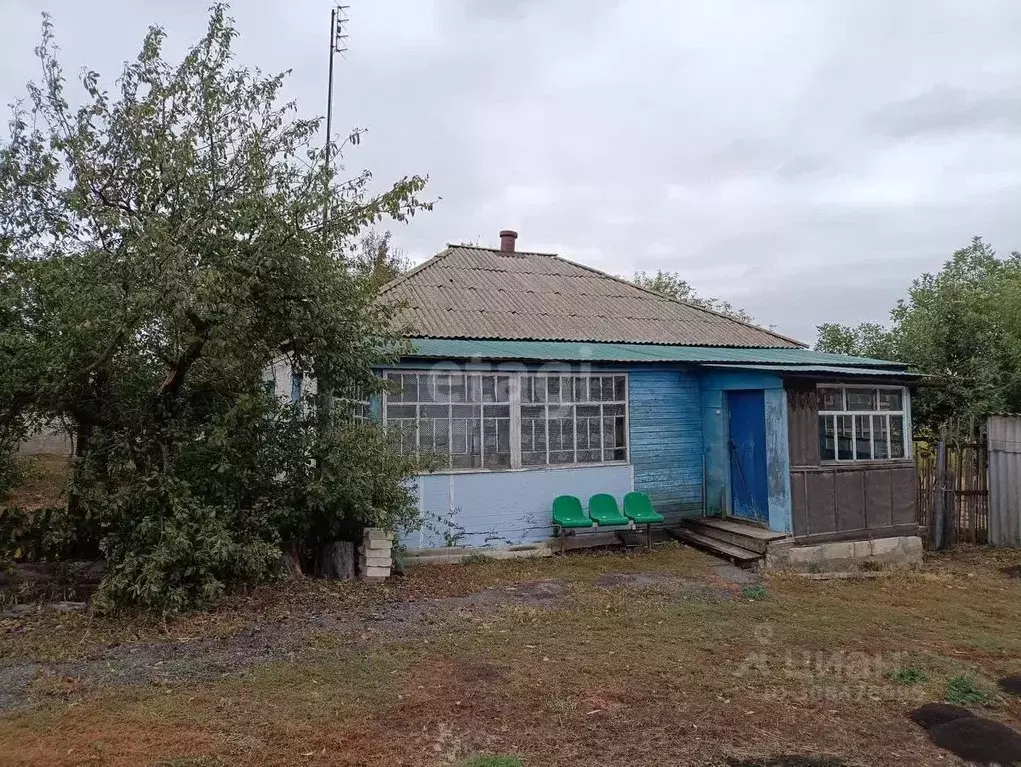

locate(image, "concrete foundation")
(766, 535), (923, 573)
(402, 542), (552, 566)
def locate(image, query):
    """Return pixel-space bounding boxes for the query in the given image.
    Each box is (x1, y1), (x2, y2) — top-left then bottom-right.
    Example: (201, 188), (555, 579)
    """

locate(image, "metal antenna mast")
(323, 4), (349, 234)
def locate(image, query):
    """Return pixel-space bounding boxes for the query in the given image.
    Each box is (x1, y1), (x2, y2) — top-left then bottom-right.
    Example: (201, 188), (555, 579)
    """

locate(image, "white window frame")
(817, 384), (911, 462)
(381, 370), (630, 472)
(519, 372), (629, 468)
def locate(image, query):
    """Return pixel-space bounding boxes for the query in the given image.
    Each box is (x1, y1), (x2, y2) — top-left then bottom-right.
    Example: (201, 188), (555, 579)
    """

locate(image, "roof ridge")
(538, 252), (808, 349)
(445, 243), (559, 257)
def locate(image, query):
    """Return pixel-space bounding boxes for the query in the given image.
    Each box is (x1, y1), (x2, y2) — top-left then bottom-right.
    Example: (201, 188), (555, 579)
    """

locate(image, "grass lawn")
(1, 543), (1020, 766)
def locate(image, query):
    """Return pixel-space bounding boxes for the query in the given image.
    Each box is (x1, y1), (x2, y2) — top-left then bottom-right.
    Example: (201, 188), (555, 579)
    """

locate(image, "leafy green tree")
(354, 229), (410, 289)
(815, 322), (896, 359)
(0, 6), (429, 612)
(815, 237), (1021, 432)
(630, 270), (755, 322)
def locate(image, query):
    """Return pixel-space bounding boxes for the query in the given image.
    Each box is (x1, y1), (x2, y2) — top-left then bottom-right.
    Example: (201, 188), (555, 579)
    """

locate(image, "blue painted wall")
(763, 387), (793, 533)
(392, 360), (794, 547)
(412, 464), (633, 548)
(628, 369), (704, 520)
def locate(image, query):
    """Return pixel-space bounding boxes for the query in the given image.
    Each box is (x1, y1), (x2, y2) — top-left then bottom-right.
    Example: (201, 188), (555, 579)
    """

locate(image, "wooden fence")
(916, 440), (989, 547)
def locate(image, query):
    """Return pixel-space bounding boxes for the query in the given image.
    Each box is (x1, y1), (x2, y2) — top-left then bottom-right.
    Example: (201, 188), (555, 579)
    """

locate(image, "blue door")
(727, 390), (769, 523)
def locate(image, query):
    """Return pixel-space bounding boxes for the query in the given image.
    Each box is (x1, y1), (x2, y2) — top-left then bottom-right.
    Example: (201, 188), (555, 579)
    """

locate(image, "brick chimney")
(499, 229), (518, 253)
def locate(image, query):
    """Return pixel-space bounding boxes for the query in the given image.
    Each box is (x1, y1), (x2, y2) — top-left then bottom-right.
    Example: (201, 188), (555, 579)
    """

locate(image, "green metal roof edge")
(405, 338), (908, 370)
(700, 364), (922, 378)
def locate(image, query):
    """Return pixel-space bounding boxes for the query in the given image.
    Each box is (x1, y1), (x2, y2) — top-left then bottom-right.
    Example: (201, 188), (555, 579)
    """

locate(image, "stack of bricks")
(360, 528), (393, 581)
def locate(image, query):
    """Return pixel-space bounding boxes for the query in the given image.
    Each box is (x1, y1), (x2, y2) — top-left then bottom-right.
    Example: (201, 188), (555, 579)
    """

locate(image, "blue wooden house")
(373, 231), (922, 565)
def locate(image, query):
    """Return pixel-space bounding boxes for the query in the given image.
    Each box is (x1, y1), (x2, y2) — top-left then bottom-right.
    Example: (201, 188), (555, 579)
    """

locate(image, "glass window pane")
(419, 375), (436, 403)
(819, 416), (835, 460)
(890, 415), (905, 458)
(433, 420), (450, 452)
(450, 375), (466, 403)
(419, 418), (433, 449)
(604, 403), (624, 417)
(872, 415), (890, 459)
(521, 405), (546, 466)
(547, 377), (560, 404)
(400, 373), (418, 402)
(482, 417), (510, 468)
(452, 404), (480, 419)
(560, 377), (574, 403)
(878, 389), (903, 412)
(521, 376), (534, 404)
(576, 404), (600, 418)
(550, 450), (574, 465)
(496, 375), (511, 402)
(388, 404), (416, 419)
(818, 388), (843, 411)
(421, 404), (448, 419)
(577, 448), (601, 463)
(601, 377), (614, 401)
(837, 416), (853, 459)
(433, 374), (451, 403)
(481, 376), (496, 403)
(399, 421), (417, 454)
(451, 418), (468, 454)
(466, 376), (482, 402)
(614, 376), (626, 401)
(846, 388), (876, 411)
(573, 377), (588, 402)
(486, 404), (510, 419)
(854, 414), (872, 460)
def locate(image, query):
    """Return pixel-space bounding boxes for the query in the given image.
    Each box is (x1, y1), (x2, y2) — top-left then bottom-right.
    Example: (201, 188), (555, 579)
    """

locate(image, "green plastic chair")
(552, 495), (592, 554)
(552, 495), (593, 529)
(624, 491), (664, 549)
(587, 494), (630, 527)
(623, 492), (665, 524)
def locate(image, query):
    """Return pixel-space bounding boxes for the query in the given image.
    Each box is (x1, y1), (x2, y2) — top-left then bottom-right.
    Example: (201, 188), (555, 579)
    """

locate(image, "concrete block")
(870, 537), (901, 556)
(360, 556), (391, 569)
(361, 565), (391, 578)
(783, 545), (823, 565)
(365, 538), (393, 551)
(852, 540), (873, 559)
(822, 541), (855, 562)
(900, 536), (924, 556)
(363, 528), (393, 542)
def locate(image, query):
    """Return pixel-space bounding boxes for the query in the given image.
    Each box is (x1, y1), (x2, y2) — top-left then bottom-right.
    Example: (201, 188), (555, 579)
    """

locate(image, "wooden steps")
(669, 517), (791, 568)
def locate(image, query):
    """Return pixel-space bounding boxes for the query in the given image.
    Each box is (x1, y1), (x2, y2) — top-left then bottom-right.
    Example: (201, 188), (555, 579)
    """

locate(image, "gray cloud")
(3, 0), (1021, 343)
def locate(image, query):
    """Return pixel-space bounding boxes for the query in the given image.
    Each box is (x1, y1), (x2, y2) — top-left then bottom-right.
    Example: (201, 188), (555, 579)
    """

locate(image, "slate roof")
(379, 245), (805, 348)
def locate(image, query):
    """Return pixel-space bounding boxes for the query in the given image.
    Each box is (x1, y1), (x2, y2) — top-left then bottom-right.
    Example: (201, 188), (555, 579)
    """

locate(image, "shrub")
(0, 504), (99, 562)
(458, 757), (524, 767)
(741, 585), (768, 601)
(945, 674), (992, 706)
(888, 667), (928, 685)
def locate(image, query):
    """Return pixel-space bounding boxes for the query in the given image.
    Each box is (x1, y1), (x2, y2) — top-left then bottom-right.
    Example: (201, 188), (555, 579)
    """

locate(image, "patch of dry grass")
(4, 453), (70, 510)
(2, 545), (1021, 766)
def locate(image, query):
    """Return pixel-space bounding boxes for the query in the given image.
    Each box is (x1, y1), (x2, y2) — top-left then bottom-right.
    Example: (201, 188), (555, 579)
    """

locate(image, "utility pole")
(323, 4), (349, 237)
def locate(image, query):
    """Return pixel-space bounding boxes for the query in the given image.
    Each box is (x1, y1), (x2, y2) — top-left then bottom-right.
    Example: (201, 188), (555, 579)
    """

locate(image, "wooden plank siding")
(786, 383), (918, 542)
(629, 369), (704, 521)
(786, 381), (820, 467)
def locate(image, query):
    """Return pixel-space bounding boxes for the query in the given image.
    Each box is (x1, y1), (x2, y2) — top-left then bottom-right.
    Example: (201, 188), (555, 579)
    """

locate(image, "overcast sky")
(4, 1), (1021, 343)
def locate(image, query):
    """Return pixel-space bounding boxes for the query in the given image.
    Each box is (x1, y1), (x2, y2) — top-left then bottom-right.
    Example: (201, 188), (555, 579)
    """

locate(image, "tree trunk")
(66, 420), (92, 519)
(319, 541), (355, 580)
(281, 541), (305, 578)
